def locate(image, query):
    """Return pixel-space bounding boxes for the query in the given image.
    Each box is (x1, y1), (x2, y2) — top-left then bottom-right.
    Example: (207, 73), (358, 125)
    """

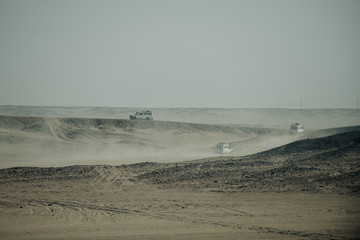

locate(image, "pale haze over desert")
(0, 1), (360, 240)
(1, 0), (360, 108)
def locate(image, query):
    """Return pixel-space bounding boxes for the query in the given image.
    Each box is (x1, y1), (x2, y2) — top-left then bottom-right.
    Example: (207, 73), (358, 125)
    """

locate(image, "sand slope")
(1, 106), (360, 129)
(0, 115), (303, 168)
(0, 131), (359, 239)
(1, 115), (359, 168)
(0, 107), (359, 239)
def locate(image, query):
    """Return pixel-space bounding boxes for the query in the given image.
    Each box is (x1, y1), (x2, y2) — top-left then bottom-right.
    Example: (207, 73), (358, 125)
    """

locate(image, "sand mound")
(136, 130), (360, 194)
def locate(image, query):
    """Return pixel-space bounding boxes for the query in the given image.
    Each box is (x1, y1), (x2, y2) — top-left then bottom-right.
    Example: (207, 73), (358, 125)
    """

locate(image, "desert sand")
(1, 106), (360, 129)
(0, 107), (359, 239)
(0, 115), (303, 168)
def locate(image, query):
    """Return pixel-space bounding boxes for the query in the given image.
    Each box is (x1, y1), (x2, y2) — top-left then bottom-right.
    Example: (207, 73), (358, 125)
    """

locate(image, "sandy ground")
(0, 130), (359, 239)
(0, 115), (304, 168)
(1, 185), (358, 240)
(1, 106), (360, 129)
(0, 108), (359, 239)
(1, 114), (359, 168)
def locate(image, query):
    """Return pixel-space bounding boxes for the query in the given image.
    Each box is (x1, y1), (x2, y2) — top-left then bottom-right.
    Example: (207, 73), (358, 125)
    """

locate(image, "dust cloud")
(1, 107), (359, 168)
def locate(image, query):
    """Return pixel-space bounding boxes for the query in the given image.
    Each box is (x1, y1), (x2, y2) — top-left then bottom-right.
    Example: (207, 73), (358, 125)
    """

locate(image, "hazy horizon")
(1, 0), (359, 109)
(2, 104), (360, 110)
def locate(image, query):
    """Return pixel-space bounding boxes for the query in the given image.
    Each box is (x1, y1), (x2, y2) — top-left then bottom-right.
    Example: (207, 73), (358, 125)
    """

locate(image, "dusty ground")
(0, 115), (302, 168)
(1, 185), (358, 240)
(1, 106), (360, 129)
(0, 108), (359, 239)
(0, 130), (359, 239)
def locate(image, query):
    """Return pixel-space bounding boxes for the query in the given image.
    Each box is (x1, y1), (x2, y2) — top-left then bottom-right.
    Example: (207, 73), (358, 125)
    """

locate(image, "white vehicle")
(215, 142), (233, 154)
(129, 110), (153, 120)
(290, 123), (304, 133)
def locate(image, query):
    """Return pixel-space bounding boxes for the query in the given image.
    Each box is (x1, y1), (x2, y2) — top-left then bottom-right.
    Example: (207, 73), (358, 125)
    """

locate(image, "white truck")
(214, 142), (233, 154)
(129, 110), (153, 120)
(290, 123), (304, 133)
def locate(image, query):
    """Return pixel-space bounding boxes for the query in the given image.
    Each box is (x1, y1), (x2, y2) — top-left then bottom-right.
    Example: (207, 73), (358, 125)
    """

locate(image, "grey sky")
(0, 0), (359, 108)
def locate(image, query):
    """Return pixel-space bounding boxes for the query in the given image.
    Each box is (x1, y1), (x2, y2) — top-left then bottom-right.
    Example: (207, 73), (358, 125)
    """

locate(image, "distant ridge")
(1, 105), (360, 128)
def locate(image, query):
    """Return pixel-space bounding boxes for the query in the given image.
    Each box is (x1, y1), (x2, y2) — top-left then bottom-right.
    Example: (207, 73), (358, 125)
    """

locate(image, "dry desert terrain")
(0, 107), (359, 239)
